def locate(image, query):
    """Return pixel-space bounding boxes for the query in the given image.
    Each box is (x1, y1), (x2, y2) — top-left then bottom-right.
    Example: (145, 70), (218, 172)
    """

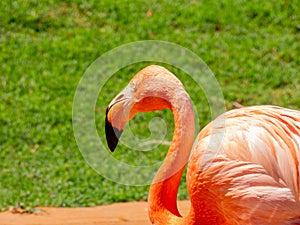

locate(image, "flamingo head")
(105, 65), (183, 152)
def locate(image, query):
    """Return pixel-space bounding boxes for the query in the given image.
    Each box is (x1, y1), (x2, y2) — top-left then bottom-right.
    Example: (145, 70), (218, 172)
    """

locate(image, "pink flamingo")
(105, 65), (300, 224)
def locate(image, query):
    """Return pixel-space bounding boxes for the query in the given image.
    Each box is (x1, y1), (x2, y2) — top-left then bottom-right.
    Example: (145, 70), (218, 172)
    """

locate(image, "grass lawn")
(0, 0), (299, 211)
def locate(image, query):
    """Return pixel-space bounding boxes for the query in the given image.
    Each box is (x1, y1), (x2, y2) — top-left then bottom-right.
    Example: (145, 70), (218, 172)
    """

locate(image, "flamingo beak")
(105, 88), (132, 152)
(105, 109), (123, 152)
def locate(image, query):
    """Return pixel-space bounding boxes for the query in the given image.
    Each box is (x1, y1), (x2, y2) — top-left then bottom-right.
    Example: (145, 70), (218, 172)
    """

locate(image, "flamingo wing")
(187, 105), (300, 225)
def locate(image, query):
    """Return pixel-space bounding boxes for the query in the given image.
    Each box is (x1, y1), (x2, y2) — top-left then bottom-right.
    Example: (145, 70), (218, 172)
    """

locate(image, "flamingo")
(105, 65), (300, 225)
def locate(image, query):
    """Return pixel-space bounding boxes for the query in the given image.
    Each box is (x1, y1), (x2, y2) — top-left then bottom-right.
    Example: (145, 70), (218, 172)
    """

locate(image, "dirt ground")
(0, 200), (190, 225)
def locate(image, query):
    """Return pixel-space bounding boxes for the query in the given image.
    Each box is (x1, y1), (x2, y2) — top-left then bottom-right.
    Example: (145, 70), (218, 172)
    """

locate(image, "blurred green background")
(0, 0), (299, 211)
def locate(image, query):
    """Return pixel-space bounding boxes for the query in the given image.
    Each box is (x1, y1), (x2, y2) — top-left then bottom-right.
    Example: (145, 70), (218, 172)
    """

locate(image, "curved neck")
(148, 91), (195, 225)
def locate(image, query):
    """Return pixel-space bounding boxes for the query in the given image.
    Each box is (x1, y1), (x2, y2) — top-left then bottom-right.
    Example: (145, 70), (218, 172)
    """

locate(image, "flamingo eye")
(131, 81), (137, 90)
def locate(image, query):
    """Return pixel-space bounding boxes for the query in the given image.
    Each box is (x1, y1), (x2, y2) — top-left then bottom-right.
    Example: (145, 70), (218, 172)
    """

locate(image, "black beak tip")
(105, 108), (123, 152)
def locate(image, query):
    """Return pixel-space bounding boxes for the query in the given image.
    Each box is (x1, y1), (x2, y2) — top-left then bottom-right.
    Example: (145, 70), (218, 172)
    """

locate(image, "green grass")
(0, 0), (299, 211)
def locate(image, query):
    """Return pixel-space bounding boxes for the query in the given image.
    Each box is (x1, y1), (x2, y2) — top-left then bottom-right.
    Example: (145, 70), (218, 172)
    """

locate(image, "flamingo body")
(105, 65), (300, 225)
(187, 106), (300, 224)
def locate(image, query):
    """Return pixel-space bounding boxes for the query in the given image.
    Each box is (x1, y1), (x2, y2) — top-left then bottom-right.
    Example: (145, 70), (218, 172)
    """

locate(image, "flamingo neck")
(148, 93), (195, 225)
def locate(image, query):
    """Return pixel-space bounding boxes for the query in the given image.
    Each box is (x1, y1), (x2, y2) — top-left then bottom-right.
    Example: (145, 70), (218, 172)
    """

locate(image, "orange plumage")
(105, 65), (300, 225)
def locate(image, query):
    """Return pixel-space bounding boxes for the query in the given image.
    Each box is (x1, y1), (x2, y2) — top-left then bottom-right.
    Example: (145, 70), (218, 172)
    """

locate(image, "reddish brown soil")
(0, 200), (190, 225)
